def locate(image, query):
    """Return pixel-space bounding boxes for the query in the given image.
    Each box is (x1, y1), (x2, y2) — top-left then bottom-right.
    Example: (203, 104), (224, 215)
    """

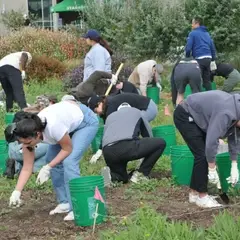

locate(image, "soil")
(1, 178), (240, 240)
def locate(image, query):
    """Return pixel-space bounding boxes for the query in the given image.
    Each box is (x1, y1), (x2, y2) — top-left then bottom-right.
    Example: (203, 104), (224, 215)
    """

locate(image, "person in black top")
(115, 81), (139, 94)
(211, 63), (240, 93)
(87, 93), (158, 122)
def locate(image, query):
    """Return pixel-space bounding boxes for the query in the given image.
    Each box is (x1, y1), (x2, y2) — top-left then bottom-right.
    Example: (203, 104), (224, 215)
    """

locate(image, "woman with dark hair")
(8, 100), (99, 221)
(83, 29), (112, 81)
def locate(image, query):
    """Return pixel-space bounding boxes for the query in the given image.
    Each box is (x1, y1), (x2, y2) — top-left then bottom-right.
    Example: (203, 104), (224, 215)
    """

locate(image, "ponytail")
(96, 37), (113, 56)
(14, 112), (47, 139)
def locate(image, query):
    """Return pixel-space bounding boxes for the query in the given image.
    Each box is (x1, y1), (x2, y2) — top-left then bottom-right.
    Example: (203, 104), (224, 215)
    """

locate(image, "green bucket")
(91, 126), (104, 153)
(0, 140), (8, 174)
(184, 84), (206, 99)
(211, 82), (217, 90)
(69, 176), (106, 227)
(97, 116), (104, 126)
(5, 112), (15, 125)
(147, 87), (159, 105)
(152, 125), (176, 155)
(171, 145), (194, 185)
(216, 153), (240, 192)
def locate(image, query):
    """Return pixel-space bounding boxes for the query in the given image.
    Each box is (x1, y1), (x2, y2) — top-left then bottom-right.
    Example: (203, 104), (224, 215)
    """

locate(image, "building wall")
(0, 0), (28, 35)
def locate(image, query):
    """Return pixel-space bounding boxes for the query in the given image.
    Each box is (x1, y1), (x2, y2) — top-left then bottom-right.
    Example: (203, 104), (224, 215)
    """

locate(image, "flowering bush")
(0, 28), (88, 61)
(63, 64), (84, 89)
(27, 55), (67, 82)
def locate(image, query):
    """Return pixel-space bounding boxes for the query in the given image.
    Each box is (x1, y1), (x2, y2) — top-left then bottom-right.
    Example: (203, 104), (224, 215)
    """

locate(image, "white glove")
(36, 164), (52, 185)
(208, 166), (220, 185)
(21, 71), (26, 80)
(156, 82), (162, 91)
(210, 61), (217, 71)
(226, 162), (239, 186)
(90, 149), (102, 164)
(110, 74), (118, 85)
(9, 190), (21, 207)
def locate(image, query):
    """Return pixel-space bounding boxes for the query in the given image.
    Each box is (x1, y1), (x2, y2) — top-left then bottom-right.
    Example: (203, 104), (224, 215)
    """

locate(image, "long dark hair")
(94, 36), (113, 56)
(14, 112), (47, 139)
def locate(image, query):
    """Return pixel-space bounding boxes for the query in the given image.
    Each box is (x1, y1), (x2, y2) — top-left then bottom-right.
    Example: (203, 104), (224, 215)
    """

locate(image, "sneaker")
(64, 211), (74, 221)
(130, 171), (149, 184)
(196, 195), (222, 208)
(49, 203), (70, 215)
(101, 166), (112, 187)
(3, 158), (15, 179)
(189, 192), (198, 203)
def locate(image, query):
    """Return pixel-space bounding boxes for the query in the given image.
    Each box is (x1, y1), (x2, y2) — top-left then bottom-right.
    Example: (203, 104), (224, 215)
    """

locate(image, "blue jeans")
(45, 103), (99, 210)
(8, 141), (48, 173)
(143, 99), (158, 122)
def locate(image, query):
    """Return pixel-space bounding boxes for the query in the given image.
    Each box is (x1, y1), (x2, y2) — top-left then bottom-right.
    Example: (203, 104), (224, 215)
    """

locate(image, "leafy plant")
(62, 64), (84, 90)
(27, 55), (67, 82)
(0, 28), (88, 61)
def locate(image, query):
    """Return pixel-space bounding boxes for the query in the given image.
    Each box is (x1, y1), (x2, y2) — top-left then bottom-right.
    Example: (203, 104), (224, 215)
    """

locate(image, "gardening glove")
(210, 61), (217, 71)
(110, 74), (118, 85)
(36, 164), (52, 185)
(21, 71), (26, 80)
(226, 161), (239, 186)
(9, 190), (22, 208)
(208, 166), (220, 185)
(156, 82), (162, 92)
(90, 149), (102, 164)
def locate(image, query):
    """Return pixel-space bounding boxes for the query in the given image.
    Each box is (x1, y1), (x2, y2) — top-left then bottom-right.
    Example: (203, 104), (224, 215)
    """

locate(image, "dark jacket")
(185, 26), (216, 60)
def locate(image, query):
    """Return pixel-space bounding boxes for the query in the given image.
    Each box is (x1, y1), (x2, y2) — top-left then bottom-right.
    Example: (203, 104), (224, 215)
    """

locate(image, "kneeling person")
(102, 103), (166, 183)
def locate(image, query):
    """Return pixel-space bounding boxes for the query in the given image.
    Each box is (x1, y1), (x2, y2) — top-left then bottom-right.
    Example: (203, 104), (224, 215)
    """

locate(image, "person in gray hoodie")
(101, 103), (166, 184)
(174, 90), (240, 208)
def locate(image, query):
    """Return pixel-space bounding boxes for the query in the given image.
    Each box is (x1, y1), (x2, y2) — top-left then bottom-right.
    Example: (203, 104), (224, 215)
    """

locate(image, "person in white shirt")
(7, 100), (99, 221)
(83, 29), (112, 81)
(128, 60), (164, 96)
(0, 51), (32, 111)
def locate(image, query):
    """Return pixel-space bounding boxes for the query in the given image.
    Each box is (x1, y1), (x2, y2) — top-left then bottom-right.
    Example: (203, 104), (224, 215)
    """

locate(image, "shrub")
(27, 55), (67, 82)
(0, 28), (88, 61)
(0, 10), (25, 31)
(63, 64), (84, 90)
(84, 0), (240, 60)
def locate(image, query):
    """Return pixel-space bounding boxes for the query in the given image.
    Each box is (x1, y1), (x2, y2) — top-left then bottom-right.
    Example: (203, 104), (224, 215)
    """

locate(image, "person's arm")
(15, 146), (35, 191)
(170, 68), (177, 107)
(227, 127), (240, 162)
(210, 39), (216, 61)
(205, 113), (232, 166)
(140, 112), (153, 137)
(19, 52), (29, 71)
(48, 133), (72, 167)
(139, 73), (148, 96)
(185, 32), (194, 58)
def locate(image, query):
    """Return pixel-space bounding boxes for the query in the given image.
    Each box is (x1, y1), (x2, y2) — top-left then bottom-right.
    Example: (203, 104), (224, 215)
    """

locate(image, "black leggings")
(103, 138), (166, 183)
(174, 105), (208, 193)
(0, 65), (27, 111)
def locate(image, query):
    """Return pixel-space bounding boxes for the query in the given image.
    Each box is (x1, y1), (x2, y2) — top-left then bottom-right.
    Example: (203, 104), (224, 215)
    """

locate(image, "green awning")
(50, 0), (86, 13)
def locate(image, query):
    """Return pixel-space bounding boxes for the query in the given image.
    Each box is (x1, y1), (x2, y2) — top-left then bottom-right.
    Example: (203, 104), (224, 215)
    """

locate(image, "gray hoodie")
(102, 107), (153, 148)
(181, 90), (240, 162)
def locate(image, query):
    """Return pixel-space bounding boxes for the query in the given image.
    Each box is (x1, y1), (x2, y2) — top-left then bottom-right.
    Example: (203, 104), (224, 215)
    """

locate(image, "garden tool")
(105, 63), (124, 96)
(217, 181), (230, 204)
